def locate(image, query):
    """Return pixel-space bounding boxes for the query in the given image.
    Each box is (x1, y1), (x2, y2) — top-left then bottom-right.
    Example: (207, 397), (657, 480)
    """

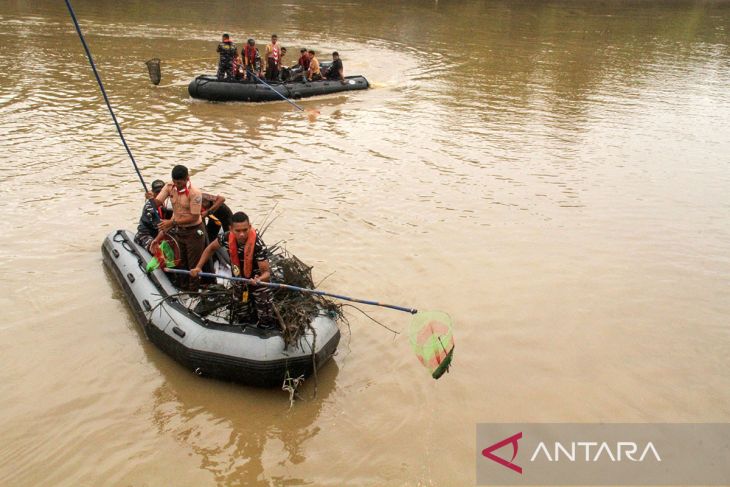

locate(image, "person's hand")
(190, 267), (202, 278)
(158, 219), (174, 232)
(250, 276), (260, 287)
(145, 191), (155, 200)
(201, 210), (208, 218)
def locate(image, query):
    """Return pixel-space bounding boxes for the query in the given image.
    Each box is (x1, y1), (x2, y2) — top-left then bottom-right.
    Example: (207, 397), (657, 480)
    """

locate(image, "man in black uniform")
(201, 192), (233, 242)
(134, 179), (168, 250)
(216, 33), (237, 80)
(191, 212), (276, 329)
(325, 51), (344, 82)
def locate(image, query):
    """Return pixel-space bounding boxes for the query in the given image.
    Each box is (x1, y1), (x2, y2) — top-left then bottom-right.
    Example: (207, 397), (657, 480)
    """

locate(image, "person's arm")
(338, 63), (344, 81)
(252, 259), (271, 285)
(205, 195), (225, 216)
(190, 239), (221, 277)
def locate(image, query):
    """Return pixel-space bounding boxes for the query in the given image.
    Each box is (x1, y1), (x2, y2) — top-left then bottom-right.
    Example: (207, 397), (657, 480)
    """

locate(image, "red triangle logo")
(481, 432), (523, 474)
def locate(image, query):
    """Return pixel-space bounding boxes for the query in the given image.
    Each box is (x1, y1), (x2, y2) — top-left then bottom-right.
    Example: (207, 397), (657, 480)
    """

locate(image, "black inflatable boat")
(102, 230), (340, 387)
(188, 75), (369, 102)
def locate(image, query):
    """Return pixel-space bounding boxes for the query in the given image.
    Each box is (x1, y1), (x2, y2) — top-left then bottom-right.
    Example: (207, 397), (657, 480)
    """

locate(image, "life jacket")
(228, 228), (257, 278)
(243, 45), (258, 66)
(267, 42), (280, 62)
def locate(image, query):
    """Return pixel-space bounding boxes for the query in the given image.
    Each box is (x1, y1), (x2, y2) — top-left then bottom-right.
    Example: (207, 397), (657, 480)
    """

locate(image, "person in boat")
(146, 165), (206, 290)
(279, 47), (289, 81)
(285, 48), (309, 82)
(297, 48), (310, 71)
(190, 211), (277, 329)
(134, 179), (169, 250)
(201, 193), (232, 242)
(232, 49), (244, 80)
(243, 38), (262, 81)
(264, 34), (282, 81)
(324, 51), (345, 82)
(306, 50), (322, 82)
(216, 33), (237, 81)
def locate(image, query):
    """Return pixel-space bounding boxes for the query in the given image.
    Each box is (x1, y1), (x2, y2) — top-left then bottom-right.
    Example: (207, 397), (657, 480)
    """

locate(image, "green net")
(146, 240), (177, 273)
(409, 310), (455, 380)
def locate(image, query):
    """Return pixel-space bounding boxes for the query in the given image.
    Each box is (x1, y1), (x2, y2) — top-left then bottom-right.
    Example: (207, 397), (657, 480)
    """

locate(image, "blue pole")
(248, 72), (306, 112)
(164, 268), (418, 314)
(64, 0), (149, 193)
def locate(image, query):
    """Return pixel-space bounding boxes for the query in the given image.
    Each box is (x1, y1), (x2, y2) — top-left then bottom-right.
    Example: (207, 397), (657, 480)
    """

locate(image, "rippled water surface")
(1, 0), (729, 485)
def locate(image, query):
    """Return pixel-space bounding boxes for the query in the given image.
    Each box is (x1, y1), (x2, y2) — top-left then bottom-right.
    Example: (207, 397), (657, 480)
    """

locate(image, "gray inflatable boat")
(101, 230), (340, 387)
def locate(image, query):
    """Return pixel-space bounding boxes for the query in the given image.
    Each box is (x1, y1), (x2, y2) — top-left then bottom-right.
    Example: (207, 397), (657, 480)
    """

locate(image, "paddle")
(248, 71), (320, 118)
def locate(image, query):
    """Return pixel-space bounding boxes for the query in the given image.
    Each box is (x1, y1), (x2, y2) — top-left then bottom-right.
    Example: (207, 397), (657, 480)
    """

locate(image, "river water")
(0, 0), (729, 485)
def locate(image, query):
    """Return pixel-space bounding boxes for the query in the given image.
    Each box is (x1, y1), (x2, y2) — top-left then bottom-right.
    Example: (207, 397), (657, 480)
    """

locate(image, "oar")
(248, 72), (320, 117)
(163, 268), (416, 314)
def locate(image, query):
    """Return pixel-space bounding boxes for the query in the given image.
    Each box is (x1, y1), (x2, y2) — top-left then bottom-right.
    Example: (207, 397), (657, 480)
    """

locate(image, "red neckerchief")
(228, 228), (257, 278)
(175, 181), (190, 197)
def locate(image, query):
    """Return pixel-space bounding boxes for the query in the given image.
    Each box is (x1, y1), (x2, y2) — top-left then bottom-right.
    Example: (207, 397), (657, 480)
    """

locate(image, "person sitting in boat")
(190, 212), (277, 329)
(306, 50), (322, 82)
(201, 193), (232, 242)
(323, 51), (345, 82)
(134, 179), (169, 250)
(285, 48), (309, 82)
(297, 48), (310, 71)
(216, 33), (237, 81)
(243, 38), (262, 81)
(264, 34), (282, 81)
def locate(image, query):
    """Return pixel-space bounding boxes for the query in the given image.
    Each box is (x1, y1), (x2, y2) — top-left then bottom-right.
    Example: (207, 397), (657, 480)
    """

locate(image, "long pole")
(164, 268), (418, 314)
(64, 0), (149, 192)
(248, 71), (308, 112)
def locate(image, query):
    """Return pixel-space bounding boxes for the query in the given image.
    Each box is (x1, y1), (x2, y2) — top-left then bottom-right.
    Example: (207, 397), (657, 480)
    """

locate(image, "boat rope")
(64, 0), (149, 193)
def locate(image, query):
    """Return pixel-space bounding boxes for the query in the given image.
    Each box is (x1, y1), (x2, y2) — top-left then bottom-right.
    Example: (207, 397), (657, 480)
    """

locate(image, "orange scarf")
(228, 228), (256, 278)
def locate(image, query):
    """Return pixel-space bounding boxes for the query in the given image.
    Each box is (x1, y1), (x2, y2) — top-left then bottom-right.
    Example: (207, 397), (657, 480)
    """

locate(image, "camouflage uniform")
(216, 40), (237, 80)
(219, 231), (276, 328)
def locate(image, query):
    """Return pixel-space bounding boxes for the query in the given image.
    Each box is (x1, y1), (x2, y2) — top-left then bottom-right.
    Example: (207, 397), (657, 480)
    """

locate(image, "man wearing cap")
(134, 179), (169, 250)
(216, 33), (237, 81)
(146, 165), (206, 290)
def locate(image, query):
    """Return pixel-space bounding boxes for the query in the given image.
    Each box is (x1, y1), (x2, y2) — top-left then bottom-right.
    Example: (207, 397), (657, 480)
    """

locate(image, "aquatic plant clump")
(268, 244), (344, 345)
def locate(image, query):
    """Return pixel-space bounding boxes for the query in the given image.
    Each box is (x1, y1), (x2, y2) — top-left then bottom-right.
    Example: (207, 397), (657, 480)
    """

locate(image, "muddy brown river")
(1, 0), (729, 485)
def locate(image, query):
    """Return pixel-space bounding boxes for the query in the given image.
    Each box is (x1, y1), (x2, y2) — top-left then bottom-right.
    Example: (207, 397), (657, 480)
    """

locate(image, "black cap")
(248, 38), (255, 45)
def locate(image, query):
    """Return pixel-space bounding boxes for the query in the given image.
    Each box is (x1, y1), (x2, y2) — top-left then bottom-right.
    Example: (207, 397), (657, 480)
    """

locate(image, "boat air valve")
(194, 367), (203, 376)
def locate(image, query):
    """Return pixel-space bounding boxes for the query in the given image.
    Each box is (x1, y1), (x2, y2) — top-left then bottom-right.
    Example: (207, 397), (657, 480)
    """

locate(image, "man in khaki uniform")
(146, 165), (206, 290)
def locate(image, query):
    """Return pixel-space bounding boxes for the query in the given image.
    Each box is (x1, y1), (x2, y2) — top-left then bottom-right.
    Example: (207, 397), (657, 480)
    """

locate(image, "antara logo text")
(482, 432), (662, 474)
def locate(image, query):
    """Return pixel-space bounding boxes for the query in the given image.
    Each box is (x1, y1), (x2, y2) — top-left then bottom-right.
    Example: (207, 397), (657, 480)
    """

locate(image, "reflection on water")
(0, 0), (729, 485)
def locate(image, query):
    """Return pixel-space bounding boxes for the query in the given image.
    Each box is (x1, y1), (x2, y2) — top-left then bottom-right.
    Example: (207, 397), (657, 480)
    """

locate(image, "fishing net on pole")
(145, 58), (161, 85)
(409, 310), (455, 379)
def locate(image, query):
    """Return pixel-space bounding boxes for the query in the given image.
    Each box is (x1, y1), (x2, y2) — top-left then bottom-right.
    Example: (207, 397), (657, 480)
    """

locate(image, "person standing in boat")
(264, 34), (282, 81)
(243, 38), (262, 81)
(324, 51), (345, 82)
(216, 33), (237, 81)
(134, 179), (168, 250)
(146, 165), (206, 290)
(201, 192), (232, 242)
(306, 50), (322, 82)
(232, 49), (244, 80)
(190, 212), (277, 329)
